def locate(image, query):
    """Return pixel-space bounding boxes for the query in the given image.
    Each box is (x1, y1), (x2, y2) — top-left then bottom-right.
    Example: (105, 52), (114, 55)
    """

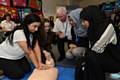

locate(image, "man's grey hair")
(56, 7), (67, 15)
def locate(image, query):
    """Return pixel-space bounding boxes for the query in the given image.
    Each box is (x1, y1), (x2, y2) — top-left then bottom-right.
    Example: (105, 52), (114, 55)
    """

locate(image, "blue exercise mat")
(1, 66), (75, 80)
(57, 66), (75, 80)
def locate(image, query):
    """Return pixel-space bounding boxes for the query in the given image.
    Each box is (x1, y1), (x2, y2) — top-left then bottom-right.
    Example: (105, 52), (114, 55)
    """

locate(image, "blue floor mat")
(56, 59), (78, 68)
(57, 66), (75, 80)
(1, 66), (75, 80)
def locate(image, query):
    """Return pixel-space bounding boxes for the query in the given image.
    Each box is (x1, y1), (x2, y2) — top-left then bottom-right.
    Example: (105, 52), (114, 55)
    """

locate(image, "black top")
(80, 5), (120, 61)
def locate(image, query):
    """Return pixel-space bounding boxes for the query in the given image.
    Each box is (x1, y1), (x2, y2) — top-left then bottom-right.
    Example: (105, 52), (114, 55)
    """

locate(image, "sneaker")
(0, 70), (4, 79)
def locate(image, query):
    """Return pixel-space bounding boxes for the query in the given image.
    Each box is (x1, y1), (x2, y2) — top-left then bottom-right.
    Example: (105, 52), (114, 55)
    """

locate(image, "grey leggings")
(66, 47), (86, 59)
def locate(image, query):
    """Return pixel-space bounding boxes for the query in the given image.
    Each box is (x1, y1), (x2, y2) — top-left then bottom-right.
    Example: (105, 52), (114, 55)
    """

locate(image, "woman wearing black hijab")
(78, 5), (120, 80)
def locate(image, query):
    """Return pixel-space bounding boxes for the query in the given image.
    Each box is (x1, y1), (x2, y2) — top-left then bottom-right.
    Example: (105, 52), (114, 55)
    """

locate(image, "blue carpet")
(1, 66), (75, 80)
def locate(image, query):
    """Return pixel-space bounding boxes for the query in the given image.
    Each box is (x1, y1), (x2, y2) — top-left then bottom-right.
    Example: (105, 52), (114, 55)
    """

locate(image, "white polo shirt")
(0, 30), (27, 60)
(0, 20), (17, 30)
(53, 18), (72, 40)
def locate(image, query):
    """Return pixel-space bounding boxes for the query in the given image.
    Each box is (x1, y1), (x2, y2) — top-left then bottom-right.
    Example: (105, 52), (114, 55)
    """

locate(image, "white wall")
(42, 0), (70, 17)
(71, 0), (115, 7)
(42, 0), (115, 17)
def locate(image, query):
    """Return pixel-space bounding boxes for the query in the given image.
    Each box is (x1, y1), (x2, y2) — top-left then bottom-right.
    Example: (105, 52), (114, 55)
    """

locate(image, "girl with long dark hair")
(0, 14), (43, 79)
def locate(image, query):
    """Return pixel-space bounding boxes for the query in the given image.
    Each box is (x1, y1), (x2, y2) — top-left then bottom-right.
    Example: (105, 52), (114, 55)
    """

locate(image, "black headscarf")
(80, 5), (110, 47)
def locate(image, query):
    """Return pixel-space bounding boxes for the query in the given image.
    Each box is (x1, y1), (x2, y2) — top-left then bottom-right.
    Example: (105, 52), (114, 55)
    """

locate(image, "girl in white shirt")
(0, 14), (43, 79)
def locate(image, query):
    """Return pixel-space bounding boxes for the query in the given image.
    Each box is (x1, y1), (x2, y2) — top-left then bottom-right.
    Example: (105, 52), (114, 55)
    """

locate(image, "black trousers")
(75, 57), (85, 80)
(75, 53), (120, 80)
(0, 57), (31, 79)
(57, 37), (71, 60)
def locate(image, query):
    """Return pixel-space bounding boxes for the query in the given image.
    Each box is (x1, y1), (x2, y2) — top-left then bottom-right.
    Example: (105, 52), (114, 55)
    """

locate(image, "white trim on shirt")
(91, 24), (117, 53)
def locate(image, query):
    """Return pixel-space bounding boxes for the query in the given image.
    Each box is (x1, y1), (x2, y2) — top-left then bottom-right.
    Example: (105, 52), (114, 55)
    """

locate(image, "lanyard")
(63, 22), (68, 36)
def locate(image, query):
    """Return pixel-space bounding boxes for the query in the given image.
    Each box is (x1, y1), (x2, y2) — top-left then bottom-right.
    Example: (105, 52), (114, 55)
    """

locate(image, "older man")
(53, 7), (72, 61)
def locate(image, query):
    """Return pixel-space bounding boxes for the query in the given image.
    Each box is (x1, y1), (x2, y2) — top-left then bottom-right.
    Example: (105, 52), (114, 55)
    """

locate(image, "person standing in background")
(52, 7), (72, 61)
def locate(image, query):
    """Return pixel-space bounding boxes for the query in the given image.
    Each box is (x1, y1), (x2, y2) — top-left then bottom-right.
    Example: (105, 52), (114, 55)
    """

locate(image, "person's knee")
(66, 50), (74, 59)
(72, 47), (86, 57)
